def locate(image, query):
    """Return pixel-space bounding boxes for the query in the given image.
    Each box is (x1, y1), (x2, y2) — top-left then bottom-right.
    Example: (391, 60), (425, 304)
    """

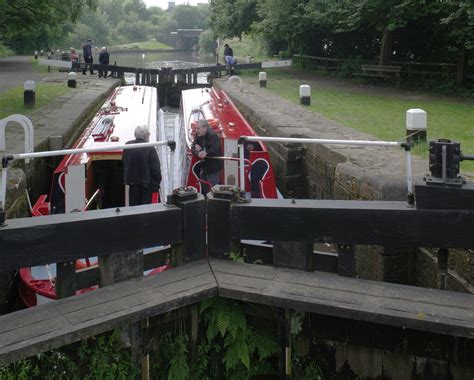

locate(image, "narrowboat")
(20, 85), (171, 306)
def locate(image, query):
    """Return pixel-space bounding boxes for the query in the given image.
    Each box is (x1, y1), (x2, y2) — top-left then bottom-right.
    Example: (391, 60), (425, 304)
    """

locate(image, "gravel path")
(0, 56), (48, 93)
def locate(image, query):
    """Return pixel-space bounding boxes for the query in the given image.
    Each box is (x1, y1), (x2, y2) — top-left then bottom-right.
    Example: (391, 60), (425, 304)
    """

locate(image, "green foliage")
(0, 330), (138, 379)
(199, 298), (279, 379)
(199, 29), (217, 55)
(209, 0), (259, 40)
(162, 333), (189, 380)
(0, 0), (97, 53)
(338, 57), (362, 78)
(78, 331), (138, 379)
(0, 43), (14, 57)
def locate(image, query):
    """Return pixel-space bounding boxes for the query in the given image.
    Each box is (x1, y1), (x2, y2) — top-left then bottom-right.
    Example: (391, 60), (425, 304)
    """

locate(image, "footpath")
(0, 56), (121, 156)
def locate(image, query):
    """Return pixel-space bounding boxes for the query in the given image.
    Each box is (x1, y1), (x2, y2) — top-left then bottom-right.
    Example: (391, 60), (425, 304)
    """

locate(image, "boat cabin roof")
(55, 85), (157, 173)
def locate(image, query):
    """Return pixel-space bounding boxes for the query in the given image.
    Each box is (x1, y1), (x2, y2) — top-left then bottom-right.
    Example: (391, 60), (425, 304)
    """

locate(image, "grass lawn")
(240, 69), (474, 173)
(108, 40), (173, 50)
(0, 83), (72, 119)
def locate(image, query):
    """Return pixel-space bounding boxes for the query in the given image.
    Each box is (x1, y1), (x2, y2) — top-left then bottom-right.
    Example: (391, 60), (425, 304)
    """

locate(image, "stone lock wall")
(215, 78), (472, 291)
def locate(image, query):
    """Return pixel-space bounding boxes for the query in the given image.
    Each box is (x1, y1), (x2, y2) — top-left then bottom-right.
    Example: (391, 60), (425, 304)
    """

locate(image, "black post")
(207, 186), (236, 260)
(336, 244), (356, 277)
(172, 187), (206, 264)
(55, 260), (76, 299)
(99, 250), (143, 287)
(273, 241), (313, 271)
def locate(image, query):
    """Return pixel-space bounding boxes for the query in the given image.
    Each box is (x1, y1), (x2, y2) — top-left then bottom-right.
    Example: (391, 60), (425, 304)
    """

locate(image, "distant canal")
(108, 50), (215, 85)
(109, 50), (215, 69)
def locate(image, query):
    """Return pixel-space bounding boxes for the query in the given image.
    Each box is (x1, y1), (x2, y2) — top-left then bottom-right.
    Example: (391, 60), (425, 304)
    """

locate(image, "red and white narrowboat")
(20, 85), (170, 307)
(180, 87), (278, 198)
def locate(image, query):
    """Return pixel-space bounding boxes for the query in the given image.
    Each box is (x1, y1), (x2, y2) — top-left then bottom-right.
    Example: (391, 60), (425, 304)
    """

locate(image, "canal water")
(110, 50), (215, 85)
(110, 50), (215, 69)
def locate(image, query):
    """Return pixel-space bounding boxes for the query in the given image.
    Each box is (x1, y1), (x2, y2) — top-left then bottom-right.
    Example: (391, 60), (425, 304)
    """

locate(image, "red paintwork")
(182, 87), (277, 198)
(31, 194), (50, 216)
(21, 85), (165, 307)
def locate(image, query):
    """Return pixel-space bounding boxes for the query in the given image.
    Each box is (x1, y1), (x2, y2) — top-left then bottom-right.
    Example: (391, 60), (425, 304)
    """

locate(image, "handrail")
(1, 140), (176, 213)
(238, 136), (414, 206)
(3, 140), (173, 161)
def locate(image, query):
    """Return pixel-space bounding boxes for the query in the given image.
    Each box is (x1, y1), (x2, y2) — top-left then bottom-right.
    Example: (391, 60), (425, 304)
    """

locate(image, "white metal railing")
(0, 140), (175, 211)
(237, 136), (414, 205)
(0, 115), (34, 161)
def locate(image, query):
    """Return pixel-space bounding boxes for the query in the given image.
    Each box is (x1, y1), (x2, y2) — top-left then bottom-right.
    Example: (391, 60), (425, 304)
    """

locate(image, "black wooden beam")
(230, 199), (474, 248)
(0, 205), (182, 271)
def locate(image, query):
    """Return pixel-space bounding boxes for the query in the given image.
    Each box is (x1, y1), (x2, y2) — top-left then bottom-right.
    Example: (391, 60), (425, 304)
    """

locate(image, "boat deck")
(1, 259), (473, 365)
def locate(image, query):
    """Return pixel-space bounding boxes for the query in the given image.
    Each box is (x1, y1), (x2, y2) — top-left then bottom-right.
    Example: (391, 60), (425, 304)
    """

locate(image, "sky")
(142, 0), (208, 9)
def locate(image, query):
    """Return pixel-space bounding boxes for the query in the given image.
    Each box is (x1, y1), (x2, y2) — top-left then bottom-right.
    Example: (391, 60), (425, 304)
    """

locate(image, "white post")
(259, 72), (267, 88)
(299, 85), (311, 106)
(23, 80), (36, 108)
(67, 72), (77, 88)
(406, 109), (427, 145)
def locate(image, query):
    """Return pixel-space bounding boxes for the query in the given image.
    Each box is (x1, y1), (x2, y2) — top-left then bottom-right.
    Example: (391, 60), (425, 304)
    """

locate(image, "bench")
(354, 64), (402, 87)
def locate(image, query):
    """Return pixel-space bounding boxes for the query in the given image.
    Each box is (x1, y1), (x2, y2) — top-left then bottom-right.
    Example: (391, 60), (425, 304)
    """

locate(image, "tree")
(324, 0), (429, 65)
(0, 0), (97, 52)
(436, 0), (473, 84)
(171, 4), (209, 30)
(254, 0), (312, 54)
(209, 0), (260, 40)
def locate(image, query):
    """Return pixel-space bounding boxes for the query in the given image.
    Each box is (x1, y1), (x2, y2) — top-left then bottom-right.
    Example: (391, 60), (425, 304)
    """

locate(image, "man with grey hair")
(123, 125), (161, 206)
(98, 46), (110, 78)
(191, 119), (223, 192)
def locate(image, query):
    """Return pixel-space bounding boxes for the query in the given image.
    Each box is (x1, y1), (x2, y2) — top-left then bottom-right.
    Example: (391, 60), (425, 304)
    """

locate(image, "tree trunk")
(379, 28), (393, 65)
(455, 46), (466, 86)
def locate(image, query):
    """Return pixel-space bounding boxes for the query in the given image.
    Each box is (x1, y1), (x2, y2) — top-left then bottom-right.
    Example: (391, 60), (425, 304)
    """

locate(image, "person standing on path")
(123, 125), (162, 206)
(191, 119), (223, 192)
(98, 47), (109, 78)
(82, 38), (94, 75)
(223, 43), (233, 62)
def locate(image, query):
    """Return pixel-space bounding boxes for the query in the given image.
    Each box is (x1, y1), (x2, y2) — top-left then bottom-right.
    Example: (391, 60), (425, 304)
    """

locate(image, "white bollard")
(23, 80), (36, 108)
(67, 72), (77, 88)
(259, 71), (267, 88)
(406, 109), (427, 145)
(299, 85), (311, 106)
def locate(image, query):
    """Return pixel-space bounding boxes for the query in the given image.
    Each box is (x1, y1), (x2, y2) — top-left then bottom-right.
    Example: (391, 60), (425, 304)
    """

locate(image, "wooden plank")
(0, 260), (216, 366)
(0, 204), (183, 271)
(229, 199), (474, 248)
(210, 259), (474, 339)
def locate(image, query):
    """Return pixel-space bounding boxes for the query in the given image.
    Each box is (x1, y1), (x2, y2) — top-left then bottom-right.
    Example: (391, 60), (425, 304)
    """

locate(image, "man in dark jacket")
(223, 43), (233, 58)
(98, 47), (110, 78)
(82, 38), (94, 75)
(191, 119), (223, 192)
(123, 125), (162, 206)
